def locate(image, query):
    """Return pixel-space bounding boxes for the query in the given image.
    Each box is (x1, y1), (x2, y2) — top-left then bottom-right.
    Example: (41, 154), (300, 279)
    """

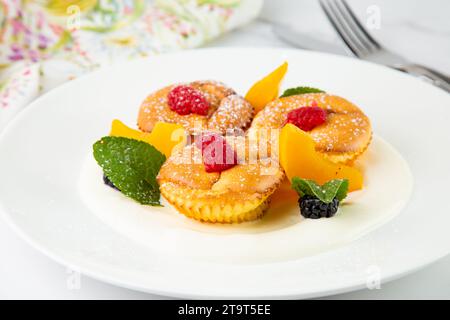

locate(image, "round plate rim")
(0, 47), (449, 299)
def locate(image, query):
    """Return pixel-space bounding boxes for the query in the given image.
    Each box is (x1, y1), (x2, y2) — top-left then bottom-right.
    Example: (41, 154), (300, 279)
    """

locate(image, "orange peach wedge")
(245, 61), (288, 113)
(110, 119), (186, 158)
(279, 124), (363, 192)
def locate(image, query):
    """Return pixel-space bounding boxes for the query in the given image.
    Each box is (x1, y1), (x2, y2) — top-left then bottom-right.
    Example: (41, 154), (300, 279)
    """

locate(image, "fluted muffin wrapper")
(160, 182), (274, 224)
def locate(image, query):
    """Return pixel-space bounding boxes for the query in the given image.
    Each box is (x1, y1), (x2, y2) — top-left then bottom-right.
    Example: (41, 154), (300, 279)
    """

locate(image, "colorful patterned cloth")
(0, 0), (262, 129)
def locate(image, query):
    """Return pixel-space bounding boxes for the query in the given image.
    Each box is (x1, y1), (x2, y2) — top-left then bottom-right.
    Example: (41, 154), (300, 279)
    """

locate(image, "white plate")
(78, 136), (413, 264)
(0, 48), (449, 299)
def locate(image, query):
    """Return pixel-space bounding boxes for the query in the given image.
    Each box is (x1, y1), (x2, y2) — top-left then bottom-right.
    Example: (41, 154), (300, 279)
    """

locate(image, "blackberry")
(299, 195), (339, 219)
(103, 174), (120, 191)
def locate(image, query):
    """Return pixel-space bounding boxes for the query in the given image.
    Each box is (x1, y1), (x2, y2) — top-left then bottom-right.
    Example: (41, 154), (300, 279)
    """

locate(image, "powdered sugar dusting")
(138, 81), (253, 134)
(250, 93), (372, 155)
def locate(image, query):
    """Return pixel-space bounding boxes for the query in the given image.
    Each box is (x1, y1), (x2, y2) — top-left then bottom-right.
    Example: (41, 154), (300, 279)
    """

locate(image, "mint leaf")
(329, 179), (349, 201)
(291, 177), (349, 203)
(280, 86), (324, 98)
(291, 177), (308, 197)
(291, 178), (325, 200)
(322, 179), (349, 203)
(93, 136), (166, 206)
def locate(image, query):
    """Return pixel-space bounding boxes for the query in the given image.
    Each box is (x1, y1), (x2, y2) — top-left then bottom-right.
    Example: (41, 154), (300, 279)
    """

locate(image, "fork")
(319, 0), (450, 92)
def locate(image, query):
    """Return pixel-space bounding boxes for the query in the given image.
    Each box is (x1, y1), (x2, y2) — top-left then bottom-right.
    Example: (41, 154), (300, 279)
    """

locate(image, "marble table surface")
(1, 0), (449, 299)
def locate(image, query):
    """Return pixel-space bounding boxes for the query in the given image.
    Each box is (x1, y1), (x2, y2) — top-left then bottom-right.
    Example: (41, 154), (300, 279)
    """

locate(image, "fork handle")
(394, 64), (450, 93)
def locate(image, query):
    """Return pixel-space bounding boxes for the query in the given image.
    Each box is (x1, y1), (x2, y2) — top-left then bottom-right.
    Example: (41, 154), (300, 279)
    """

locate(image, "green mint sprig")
(292, 177), (349, 203)
(93, 136), (166, 206)
(280, 86), (324, 98)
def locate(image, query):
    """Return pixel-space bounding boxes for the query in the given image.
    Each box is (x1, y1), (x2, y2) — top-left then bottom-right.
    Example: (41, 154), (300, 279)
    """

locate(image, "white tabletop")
(1, 0), (449, 299)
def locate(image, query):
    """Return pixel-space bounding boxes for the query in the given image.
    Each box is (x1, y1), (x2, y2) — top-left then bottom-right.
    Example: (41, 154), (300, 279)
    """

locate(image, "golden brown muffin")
(138, 80), (254, 135)
(157, 137), (284, 224)
(249, 93), (372, 164)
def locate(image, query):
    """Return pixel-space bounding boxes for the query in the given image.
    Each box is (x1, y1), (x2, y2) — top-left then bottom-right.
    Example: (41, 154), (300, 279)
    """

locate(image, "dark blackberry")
(103, 174), (120, 191)
(299, 195), (339, 219)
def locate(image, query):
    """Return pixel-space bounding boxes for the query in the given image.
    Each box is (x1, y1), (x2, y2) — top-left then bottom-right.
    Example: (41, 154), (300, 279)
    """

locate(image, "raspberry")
(195, 132), (218, 151)
(286, 105), (327, 131)
(195, 133), (237, 173)
(167, 85), (210, 116)
(190, 98), (210, 116)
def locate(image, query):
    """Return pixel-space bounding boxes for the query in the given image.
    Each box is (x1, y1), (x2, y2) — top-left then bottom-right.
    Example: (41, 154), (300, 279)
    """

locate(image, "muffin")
(249, 93), (372, 164)
(157, 134), (284, 223)
(138, 80), (254, 135)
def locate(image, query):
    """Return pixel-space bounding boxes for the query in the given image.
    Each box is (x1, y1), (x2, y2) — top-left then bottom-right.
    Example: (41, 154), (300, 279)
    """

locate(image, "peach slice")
(279, 124), (363, 192)
(245, 62), (288, 113)
(110, 119), (185, 157)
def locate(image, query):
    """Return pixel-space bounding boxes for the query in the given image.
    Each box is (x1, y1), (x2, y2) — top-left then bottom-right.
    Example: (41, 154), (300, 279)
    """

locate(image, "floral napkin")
(0, 0), (262, 130)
